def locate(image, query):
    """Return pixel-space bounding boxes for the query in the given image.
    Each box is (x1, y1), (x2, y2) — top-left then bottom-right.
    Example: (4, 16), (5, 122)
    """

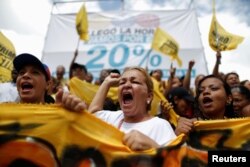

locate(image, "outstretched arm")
(212, 50), (221, 77)
(69, 49), (78, 79)
(88, 73), (120, 113)
(183, 60), (195, 90)
(164, 63), (176, 96)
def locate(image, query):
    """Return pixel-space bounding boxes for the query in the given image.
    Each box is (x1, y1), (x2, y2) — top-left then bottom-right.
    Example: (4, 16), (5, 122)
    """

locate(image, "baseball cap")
(13, 53), (51, 81)
(167, 87), (194, 102)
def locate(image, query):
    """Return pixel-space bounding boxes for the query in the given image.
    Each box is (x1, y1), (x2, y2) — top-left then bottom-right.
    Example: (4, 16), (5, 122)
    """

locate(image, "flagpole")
(75, 37), (80, 56)
(213, 0), (218, 48)
(212, 0), (218, 50)
(73, 37), (81, 66)
(212, 0), (221, 64)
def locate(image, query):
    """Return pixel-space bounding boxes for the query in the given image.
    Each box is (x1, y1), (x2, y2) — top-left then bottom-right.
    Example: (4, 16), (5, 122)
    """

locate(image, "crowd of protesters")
(0, 49), (250, 154)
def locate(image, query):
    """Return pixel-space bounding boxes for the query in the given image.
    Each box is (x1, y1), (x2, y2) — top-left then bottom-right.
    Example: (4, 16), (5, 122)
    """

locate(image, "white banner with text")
(43, 9), (208, 85)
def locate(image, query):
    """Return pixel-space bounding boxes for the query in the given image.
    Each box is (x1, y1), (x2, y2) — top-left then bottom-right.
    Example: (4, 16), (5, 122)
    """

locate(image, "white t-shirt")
(94, 110), (176, 146)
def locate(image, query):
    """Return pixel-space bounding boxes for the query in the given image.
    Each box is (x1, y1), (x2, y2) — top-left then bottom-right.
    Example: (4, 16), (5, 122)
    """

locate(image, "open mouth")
(122, 92), (133, 104)
(21, 82), (33, 91)
(202, 97), (213, 106)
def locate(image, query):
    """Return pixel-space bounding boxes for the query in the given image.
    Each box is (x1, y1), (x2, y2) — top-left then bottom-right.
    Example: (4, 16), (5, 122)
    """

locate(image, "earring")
(147, 100), (150, 104)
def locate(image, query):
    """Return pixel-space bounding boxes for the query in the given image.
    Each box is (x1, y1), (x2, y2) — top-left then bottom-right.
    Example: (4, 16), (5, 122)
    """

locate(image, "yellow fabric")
(161, 145), (208, 166)
(150, 77), (179, 126)
(150, 77), (163, 116)
(0, 32), (16, 83)
(151, 27), (182, 67)
(69, 77), (118, 105)
(76, 4), (89, 41)
(191, 118), (250, 149)
(208, 13), (244, 51)
(1, 103), (250, 166)
(0, 103), (155, 167)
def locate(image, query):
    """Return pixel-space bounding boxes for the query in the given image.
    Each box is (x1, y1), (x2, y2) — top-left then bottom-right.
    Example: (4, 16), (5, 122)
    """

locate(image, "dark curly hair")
(194, 75), (236, 119)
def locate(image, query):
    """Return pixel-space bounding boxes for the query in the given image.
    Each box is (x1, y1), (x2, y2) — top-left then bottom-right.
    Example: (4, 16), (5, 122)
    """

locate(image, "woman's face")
(232, 91), (249, 113)
(16, 65), (49, 103)
(226, 74), (240, 87)
(197, 77), (228, 119)
(118, 69), (152, 118)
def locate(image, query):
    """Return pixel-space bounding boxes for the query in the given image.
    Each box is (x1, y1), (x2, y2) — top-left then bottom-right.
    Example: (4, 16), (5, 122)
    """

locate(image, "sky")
(0, 0), (249, 81)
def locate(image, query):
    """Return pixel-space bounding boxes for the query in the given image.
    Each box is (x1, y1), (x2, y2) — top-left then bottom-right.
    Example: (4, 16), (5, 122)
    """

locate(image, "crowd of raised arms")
(0, 50), (250, 153)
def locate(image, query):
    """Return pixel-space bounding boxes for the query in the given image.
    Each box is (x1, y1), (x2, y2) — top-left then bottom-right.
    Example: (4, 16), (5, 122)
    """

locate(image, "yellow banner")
(151, 27), (182, 67)
(76, 4), (89, 41)
(208, 14), (244, 51)
(1, 103), (250, 166)
(0, 32), (16, 83)
(190, 118), (250, 150)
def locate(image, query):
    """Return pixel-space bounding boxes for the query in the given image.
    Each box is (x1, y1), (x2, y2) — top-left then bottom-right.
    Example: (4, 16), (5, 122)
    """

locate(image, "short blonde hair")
(122, 66), (153, 111)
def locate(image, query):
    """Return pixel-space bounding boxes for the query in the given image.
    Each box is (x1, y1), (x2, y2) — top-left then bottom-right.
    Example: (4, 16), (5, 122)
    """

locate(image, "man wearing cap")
(13, 53), (86, 112)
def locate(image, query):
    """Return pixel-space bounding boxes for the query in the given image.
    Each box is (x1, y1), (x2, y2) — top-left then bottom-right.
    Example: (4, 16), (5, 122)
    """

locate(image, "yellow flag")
(209, 2), (244, 51)
(76, 4), (89, 41)
(0, 31), (16, 83)
(150, 77), (179, 126)
(151, 27), (182, 67)
(69, 77), (118, 105)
